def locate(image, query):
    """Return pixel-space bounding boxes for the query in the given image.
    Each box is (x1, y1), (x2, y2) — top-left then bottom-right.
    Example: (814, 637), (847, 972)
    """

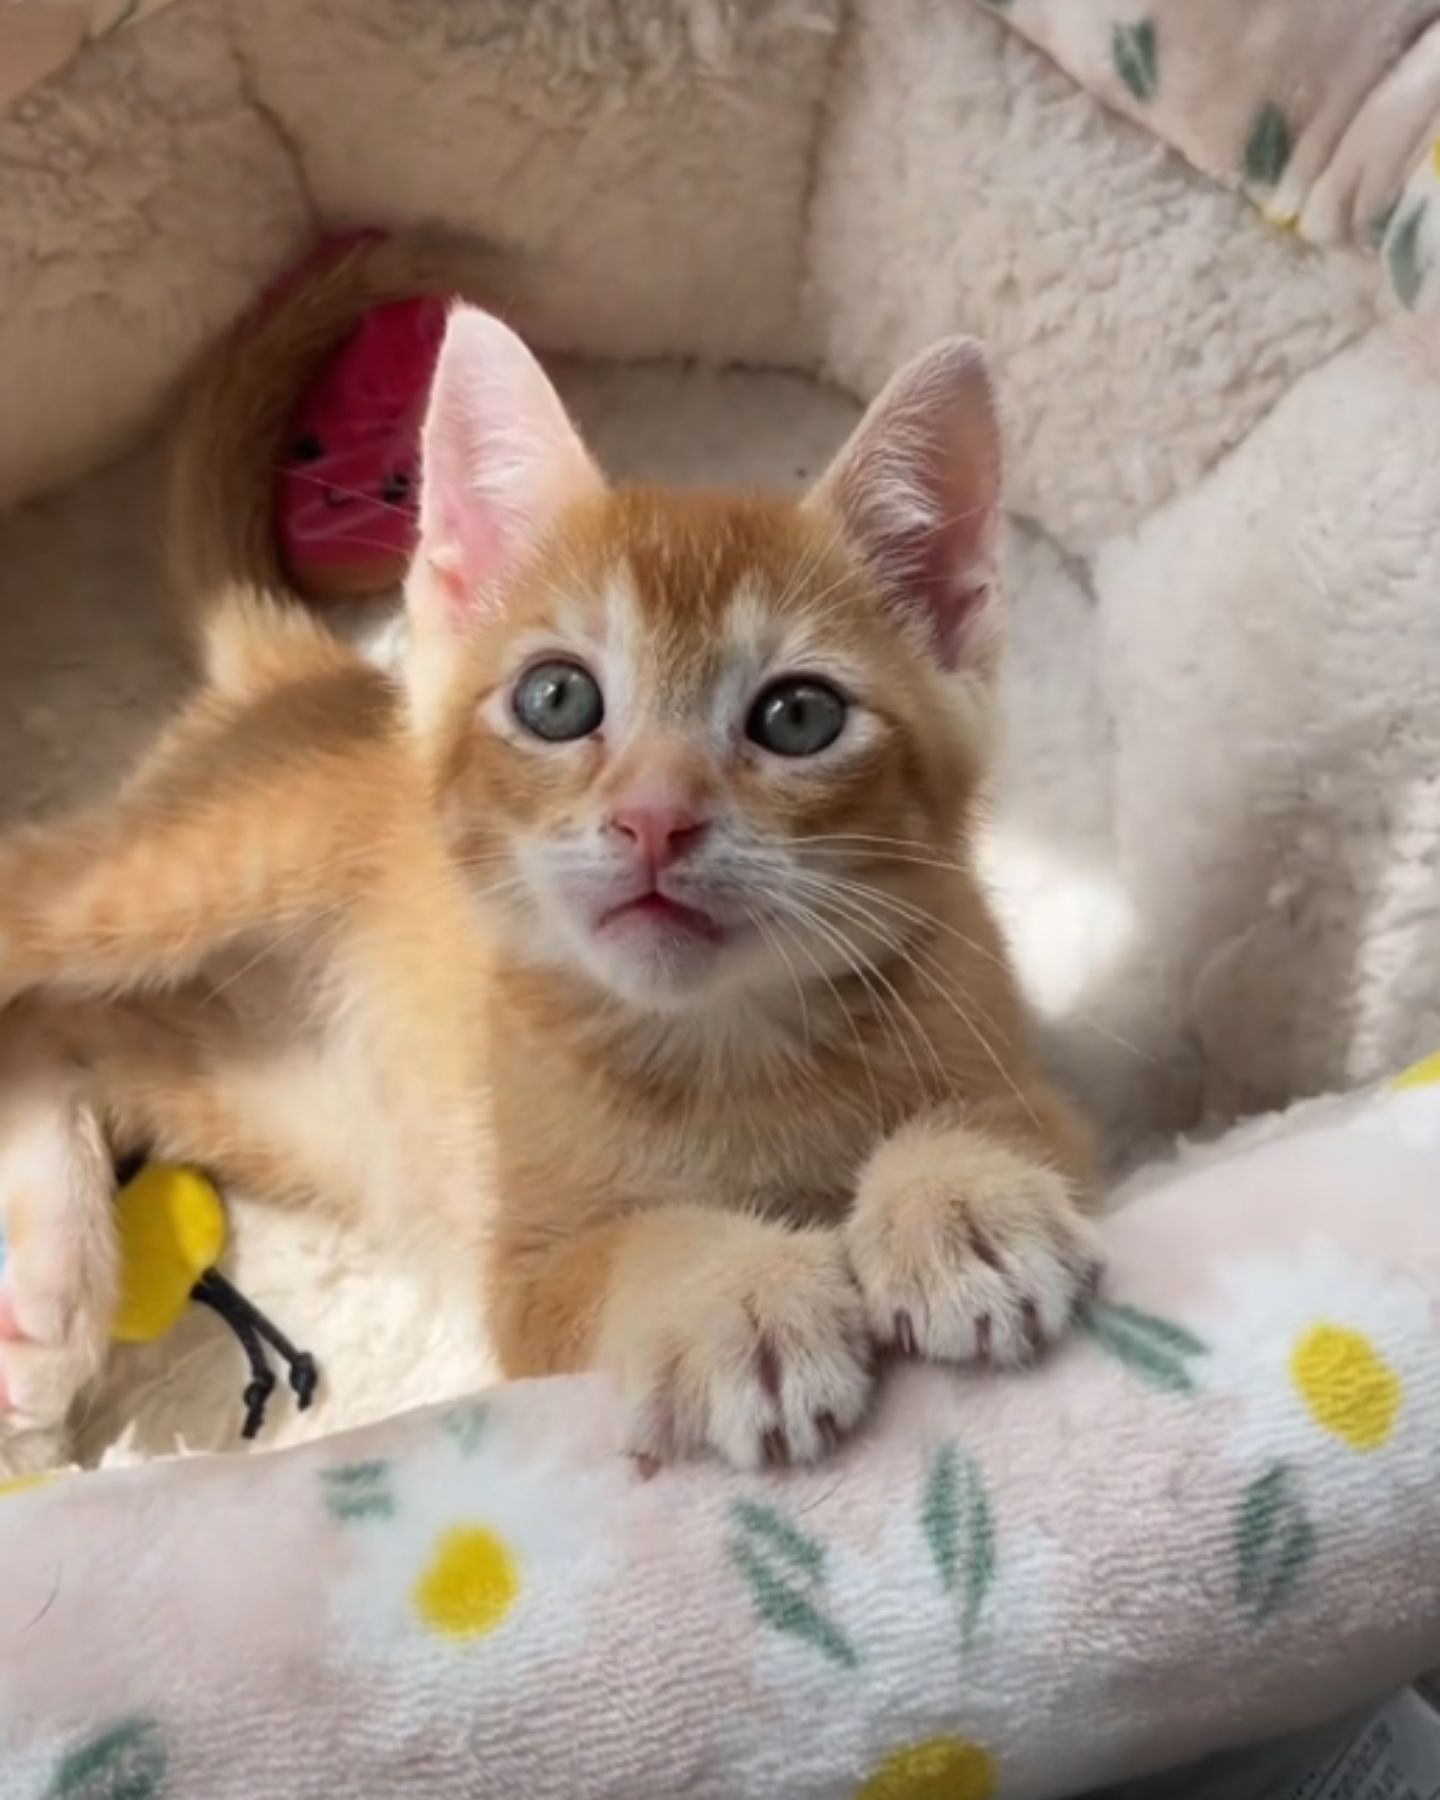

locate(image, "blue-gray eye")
(513, 660), (604, 742)
(746, 678), (848, 757)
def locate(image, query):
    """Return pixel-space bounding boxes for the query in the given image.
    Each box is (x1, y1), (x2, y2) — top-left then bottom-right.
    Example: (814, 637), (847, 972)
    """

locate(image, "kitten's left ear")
(409, 304), (602, 631)
(808, 338), (1002, 674)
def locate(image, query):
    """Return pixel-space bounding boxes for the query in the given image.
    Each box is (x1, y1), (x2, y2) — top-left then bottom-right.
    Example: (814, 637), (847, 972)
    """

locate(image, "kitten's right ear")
(408, 305), (602, 630)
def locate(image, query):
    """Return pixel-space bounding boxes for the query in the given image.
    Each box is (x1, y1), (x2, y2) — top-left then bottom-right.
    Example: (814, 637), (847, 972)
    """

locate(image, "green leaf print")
(1243, 103), (1293, 189)
(48, 1718), (167, 1800)
(440, 1399), (491, 1457)
(1236, 1462), (1317, 1623)
(1387, 201), (1429, 310)
(732, 1498), (827, 1578)
(728, 1500), (858, 1670)
(1112, 21), (1158, 102)
(1078, 1301), (1208, 1395)
(321, 1458), (395, 1523)
(921, 1444), (995, 1646)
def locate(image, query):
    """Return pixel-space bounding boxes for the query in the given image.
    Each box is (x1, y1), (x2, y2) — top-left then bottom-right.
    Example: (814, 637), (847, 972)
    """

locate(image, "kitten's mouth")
(598, 890), (724, 943)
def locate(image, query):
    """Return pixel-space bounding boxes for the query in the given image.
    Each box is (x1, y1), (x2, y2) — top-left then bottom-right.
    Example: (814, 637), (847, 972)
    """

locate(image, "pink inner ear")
(413, 304), (601, 625)
(416, 329), (525, 615)
(812, 337), (1002, 672)
(421, 441), (512, 615)
(911, 513), (994, 669)
(913, 438), (1001, 668)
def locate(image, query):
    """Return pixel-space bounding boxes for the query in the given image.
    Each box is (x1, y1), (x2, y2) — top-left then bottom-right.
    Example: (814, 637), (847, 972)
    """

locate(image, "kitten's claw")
(848, 1125), (1100, 1369)
(756, 1335), (783, 1403)
(602, 1223), (872, 1469)
(1022, 1297), (1044, 1359)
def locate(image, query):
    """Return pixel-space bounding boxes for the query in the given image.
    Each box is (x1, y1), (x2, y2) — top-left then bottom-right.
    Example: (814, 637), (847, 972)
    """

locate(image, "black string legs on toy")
(191, 1269), (320, 1439)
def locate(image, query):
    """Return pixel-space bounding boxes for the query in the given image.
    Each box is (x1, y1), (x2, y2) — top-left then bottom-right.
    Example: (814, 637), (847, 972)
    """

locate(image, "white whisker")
(744, 905), (812, 1059)
(780, 870), (1037, 1127)
(767, 890), (937, 1098)
(763, 900), (886, 1129)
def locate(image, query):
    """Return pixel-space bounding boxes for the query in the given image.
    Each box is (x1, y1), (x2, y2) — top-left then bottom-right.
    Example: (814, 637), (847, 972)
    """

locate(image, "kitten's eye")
(512, 660), (604, 743)
(746, 678), (848, 757)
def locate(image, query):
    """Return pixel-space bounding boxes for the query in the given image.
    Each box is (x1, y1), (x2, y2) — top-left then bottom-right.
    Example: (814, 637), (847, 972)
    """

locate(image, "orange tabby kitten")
(0, 296), (1097, 1465)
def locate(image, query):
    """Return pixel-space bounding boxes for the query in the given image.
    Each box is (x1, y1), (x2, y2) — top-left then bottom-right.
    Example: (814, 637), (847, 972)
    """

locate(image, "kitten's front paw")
(602, 1222), (872, 1469)
(847, 1124), (1100, 1368)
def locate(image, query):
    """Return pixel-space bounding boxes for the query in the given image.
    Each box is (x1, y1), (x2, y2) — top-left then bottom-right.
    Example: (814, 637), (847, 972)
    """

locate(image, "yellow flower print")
(415, 1524), (520, 1638)
(0, 1472), (56, 1500)
(1191, 1245), (1431, 1541)
(857, 1736), (996, 1800)
(1290, 1324), (1402, 1451)
(1392, 1048), (1440, 1090)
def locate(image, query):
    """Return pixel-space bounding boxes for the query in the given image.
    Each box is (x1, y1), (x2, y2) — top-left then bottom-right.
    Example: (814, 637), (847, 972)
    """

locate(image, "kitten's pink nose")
(608, 804), (708, 872)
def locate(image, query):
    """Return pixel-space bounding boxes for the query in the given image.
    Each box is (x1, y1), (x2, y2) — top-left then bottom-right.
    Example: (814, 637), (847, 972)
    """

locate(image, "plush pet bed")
(3, 2), (1440, 1792)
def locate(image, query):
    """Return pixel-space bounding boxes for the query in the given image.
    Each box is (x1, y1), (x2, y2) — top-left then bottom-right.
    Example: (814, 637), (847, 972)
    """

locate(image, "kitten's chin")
(541, 900), (775, 1015)
(582, 913), (741, 1013)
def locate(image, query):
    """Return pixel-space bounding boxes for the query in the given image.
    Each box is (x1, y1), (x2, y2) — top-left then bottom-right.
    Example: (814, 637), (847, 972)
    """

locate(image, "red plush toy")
(263, 232), (451, 600)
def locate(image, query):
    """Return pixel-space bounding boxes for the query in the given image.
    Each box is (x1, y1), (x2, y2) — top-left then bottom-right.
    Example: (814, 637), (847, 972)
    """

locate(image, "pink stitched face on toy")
(277, 296), (448, 587)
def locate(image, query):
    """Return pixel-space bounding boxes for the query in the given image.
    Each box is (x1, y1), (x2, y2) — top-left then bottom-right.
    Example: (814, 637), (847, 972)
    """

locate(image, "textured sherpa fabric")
(1099, 316), (1440, 1119)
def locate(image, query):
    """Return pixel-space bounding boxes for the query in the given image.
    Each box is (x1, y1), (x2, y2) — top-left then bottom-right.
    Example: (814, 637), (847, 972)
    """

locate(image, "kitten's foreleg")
(491, 1204), (874, 1468)
(846, 1089), (1101, 1366)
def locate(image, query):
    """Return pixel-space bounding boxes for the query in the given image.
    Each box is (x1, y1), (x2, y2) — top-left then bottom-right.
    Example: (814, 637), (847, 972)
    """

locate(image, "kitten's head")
(404, 308), (1004, 1016)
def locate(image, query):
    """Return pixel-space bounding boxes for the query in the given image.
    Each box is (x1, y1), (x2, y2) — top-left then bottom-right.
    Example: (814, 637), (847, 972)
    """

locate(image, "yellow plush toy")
(111, 1164), (227, 1343)
(110, 1162), (318, 1438)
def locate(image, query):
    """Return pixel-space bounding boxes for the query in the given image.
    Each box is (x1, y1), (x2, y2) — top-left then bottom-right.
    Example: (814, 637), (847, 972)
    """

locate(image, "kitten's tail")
(164, 230), (507, 693)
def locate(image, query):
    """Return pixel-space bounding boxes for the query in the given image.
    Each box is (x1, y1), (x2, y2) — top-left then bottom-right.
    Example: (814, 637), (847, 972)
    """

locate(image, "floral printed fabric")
(975, 0), (1440, 315)
(0, 1065), (1439, 1798)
